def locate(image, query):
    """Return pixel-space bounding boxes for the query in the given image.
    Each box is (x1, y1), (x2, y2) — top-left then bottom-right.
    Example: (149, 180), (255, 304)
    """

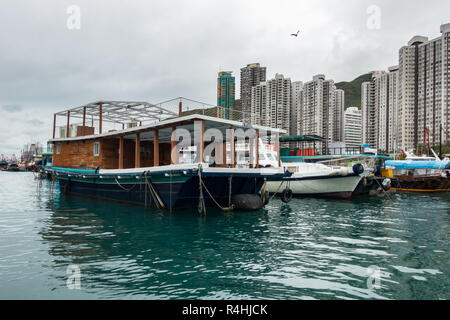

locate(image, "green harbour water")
(0, 172), (449, 300)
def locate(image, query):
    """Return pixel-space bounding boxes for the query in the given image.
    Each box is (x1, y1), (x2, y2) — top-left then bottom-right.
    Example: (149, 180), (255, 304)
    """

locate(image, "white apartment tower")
(362, 69), (399, 152)
(301, 74), (335, 152)
(250, 74), (291, 134)
(361, 80), (376, 148)
(240, 63), (267, 119)
(344, 107), (363, 149)
(388, 65), (400, 153)
(290, 81), (304, 136)
(397, 24), (450, 151)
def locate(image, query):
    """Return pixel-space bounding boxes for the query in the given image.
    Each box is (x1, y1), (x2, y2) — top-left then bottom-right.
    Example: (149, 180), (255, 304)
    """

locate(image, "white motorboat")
(266, 162), (366, 199)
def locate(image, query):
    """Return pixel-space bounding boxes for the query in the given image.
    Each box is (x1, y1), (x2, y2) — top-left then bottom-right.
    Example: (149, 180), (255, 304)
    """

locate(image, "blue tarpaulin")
(385, 160), (450, 170)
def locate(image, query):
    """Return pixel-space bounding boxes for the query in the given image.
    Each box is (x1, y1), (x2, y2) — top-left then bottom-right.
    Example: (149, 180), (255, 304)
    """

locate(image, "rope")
(144, 173), (165, 209)
(198, 164), (234, 213)
(114, 177), (138, 192)
(198, 165), (206, 215)
(268, 180), (285, 202)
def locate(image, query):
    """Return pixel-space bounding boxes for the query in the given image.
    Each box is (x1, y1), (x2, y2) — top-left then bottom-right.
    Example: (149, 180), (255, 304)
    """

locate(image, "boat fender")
(352, 164), (364, 175)
(281, 188), (293, 204)
(382, 178), (392, 191)
(231, 194), (264, 211)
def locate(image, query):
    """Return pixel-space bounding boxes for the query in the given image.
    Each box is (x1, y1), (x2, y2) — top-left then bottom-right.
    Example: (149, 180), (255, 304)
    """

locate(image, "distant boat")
(383, 150), (450, 193)
(6, 163), (20, 172)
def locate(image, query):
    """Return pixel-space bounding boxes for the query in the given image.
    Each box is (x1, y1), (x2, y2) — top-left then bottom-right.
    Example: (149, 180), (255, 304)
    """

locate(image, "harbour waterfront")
(0, 172), (448, 300)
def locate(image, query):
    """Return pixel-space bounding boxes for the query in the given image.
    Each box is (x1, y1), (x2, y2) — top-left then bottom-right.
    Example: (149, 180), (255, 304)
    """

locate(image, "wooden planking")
(53, 140), (101, 169)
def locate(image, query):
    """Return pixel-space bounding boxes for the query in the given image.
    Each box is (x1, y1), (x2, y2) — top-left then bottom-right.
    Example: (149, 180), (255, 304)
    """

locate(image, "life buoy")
(281, 188), (293, 203)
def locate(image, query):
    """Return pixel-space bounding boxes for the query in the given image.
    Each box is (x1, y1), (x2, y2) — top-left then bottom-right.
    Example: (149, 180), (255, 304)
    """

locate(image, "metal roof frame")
(55, 101), (178, 124)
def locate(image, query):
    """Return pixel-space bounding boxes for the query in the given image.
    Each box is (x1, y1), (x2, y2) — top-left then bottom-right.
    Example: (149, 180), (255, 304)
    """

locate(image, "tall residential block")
(397, 23), (450, 151)
(217, 71), (235, 108)
(334, 89), (345, 142)
(290, 81), (304, 137)
(250, 74), (291, 134)
(301, 74), (335, 151)
(362, 69), (399, 152)
(344, 107), (363, 149)
(240, 63), (267, 118)
(361, 76), (377, 149)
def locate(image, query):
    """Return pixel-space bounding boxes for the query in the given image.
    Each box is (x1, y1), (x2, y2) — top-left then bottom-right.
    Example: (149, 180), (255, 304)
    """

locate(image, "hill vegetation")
(336, 73), (372, 109)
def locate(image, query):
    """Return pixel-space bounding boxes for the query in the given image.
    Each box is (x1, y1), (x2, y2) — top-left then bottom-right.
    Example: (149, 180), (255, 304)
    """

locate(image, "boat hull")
(391, 175), (450, 193)
(53, 166), (284, 210)
(267, 174), (363, 199)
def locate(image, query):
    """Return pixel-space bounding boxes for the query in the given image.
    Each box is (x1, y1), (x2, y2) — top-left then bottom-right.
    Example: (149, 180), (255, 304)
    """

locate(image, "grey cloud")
(0, 0), (449, 155)
(2, 105), (22, 112)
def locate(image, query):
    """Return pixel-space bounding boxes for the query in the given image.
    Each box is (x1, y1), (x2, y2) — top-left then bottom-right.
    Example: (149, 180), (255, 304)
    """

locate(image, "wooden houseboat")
(47, 100), (288, 211)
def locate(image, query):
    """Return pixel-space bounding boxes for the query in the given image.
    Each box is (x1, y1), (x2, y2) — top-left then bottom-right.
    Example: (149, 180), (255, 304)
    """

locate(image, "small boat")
(0, 160), (8, 171)
(383, 150), (450, 193)
(6, 163), (20, 172)
(267, 162), (367, 199)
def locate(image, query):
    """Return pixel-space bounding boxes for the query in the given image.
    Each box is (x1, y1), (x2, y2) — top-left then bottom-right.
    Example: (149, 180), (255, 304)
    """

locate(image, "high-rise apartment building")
(334, 89), (345, 142)
(387, 65), (400, 152)
(362, 69), (399, 152)
(290, 81), (304, 136)
(344, 107), (363, 149)
(362, 76), (377, 149)
(397, 23), (450, 151)
(240, 63), (267, 119)
(301, 74), (335, 151)
(217, 71), (235, 109)
(250, 74), (291, 134)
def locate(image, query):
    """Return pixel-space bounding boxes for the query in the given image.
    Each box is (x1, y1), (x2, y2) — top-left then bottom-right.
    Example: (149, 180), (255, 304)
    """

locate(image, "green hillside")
(336, 73), (372, 109)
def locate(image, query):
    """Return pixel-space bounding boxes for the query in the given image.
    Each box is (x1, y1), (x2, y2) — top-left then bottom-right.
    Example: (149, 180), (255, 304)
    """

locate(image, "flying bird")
(291, 30), (300, 37)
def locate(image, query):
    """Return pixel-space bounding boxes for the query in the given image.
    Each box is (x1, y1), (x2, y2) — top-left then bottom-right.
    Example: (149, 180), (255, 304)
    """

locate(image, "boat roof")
(55, 100), (177, 124)
(279, 135), (325, 143)
(49, 113), (287, 143)
(385, 160), (450, 170)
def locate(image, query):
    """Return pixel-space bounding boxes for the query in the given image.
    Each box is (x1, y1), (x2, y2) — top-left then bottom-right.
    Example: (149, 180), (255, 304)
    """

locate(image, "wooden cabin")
(49, 100), (284, 170)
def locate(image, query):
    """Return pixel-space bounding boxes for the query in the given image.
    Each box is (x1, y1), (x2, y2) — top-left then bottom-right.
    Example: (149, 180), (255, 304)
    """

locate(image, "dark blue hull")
(56, 170), (269, 210)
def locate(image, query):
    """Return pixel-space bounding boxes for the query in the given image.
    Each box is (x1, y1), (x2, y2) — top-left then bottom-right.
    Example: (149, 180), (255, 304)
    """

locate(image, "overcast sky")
(0, 0), (449, 156)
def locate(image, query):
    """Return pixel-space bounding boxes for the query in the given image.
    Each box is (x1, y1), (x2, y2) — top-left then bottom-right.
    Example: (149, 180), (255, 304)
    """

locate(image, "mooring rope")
(144, 173), (165, 209)
(198, 166), (206, 215)
(198, 164), (234, 213)
(114, 177), (138, 192)
(268, 180), (285, 202)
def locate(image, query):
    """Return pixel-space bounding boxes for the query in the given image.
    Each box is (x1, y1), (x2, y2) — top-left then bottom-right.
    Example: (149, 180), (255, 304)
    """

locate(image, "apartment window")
(56, 143), (61, 155)
(93, 142), (100, 157)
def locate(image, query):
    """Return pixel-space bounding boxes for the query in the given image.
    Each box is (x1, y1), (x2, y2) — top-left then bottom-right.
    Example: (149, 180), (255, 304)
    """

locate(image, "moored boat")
(47, 100), (288, 211)
(382, 150), (450, 193)
(267, 162), (367, 199)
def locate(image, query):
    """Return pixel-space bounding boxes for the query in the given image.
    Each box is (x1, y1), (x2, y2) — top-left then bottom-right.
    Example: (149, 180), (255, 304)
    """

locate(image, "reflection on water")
(0, 172), (449, 299)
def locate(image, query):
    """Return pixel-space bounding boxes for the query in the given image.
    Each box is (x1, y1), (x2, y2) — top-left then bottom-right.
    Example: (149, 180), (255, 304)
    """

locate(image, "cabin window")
(56, 143), (61, 155)
(93, 142), (100, 156)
